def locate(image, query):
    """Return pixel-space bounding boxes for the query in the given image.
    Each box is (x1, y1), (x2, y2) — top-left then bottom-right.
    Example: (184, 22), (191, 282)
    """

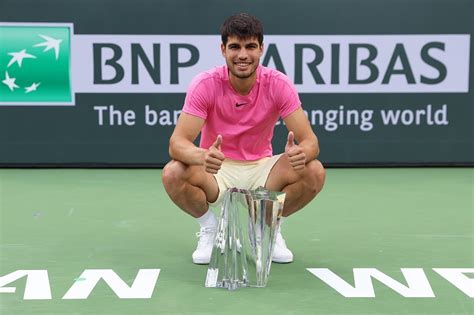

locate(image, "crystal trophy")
(205, 187), (286, 290)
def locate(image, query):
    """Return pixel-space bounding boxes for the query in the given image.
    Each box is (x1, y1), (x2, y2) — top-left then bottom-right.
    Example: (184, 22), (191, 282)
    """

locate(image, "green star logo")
(0, 23), (73, 105)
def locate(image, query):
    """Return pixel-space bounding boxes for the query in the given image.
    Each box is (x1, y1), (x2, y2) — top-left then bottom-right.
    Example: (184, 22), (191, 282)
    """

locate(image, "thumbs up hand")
(204, 135), (225, 174)
(285, 131), (306, 171)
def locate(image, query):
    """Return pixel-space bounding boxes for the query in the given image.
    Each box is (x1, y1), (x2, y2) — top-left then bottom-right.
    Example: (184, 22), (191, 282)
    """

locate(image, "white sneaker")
(272, 229), (293, 263)
(192, 226), (216, 264)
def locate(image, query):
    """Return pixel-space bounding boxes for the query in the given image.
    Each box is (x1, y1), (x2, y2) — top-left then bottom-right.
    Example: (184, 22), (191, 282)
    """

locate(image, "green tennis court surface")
(0, 168), (472, 314)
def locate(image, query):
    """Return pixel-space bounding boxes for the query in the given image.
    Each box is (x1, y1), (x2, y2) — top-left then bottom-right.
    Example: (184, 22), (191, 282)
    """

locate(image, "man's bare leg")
(162, 160), (221, 264)
(162, 160), (219, 218)
(264, 157), (325, 263)
(265, 158), (325, 216)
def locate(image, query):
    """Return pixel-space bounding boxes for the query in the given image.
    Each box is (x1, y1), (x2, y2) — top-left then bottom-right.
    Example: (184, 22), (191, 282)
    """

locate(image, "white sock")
(196, 210), (217, 228)
(278, 217), (286, 232)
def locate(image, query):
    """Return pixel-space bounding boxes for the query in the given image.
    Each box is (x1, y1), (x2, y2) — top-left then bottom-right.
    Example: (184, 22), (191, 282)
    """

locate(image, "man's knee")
(162, 160), (187, 190)
(305, 159), (326, 195)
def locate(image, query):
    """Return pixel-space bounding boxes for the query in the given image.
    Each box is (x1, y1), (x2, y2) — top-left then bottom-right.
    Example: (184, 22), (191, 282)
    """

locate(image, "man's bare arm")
(283, 107), (320, 162)
(169, 112), (207, 165)
(169, 113), (225, 173)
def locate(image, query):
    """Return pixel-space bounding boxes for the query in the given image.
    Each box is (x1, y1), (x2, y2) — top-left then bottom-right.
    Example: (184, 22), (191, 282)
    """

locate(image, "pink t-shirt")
(182, 65), (301, 161)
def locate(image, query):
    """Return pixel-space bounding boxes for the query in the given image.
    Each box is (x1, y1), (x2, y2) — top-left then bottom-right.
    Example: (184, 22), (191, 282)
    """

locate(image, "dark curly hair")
(220, 13), (264, 46)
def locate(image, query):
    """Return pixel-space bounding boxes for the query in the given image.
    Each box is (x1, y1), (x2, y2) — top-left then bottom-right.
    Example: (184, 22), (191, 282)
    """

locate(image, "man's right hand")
(204, 135), (225, 174)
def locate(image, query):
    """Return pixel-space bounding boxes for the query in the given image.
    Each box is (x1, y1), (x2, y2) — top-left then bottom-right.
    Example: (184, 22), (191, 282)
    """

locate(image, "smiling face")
(221, 36), (263, 83)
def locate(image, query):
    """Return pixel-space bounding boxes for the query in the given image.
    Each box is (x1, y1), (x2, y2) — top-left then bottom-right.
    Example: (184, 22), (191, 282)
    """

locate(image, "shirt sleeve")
(182, 74), (210, 120)
(273, 72), (302, 119)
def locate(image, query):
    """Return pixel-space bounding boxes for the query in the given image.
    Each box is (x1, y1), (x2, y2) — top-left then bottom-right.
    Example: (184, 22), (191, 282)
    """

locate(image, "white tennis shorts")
(209, 154), (283, 207)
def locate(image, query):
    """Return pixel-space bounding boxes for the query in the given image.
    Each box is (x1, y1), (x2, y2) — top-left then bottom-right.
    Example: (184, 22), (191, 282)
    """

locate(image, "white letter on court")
(433, 268), (474, 297)
(0, 270), (52, 300)
(62, 269), (160, 299)
(307, 268), (435, 297)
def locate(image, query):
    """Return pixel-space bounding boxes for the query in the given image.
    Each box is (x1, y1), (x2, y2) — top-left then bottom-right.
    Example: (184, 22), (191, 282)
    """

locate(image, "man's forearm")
(300, 139), (319, 162)
(169, 137), (206, 165)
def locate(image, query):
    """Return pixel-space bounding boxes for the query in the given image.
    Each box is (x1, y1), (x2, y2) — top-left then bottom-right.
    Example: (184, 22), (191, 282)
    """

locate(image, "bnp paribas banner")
(0, 0), (472, 166)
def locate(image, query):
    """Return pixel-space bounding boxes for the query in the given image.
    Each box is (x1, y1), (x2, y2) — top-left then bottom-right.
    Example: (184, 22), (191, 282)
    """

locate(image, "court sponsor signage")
(0, 22), (470, 106)
(0, 15), (472, 165)
(0, 23), (74, 105)
(78, 34), (472, 93)
(0, 268), (472, 299)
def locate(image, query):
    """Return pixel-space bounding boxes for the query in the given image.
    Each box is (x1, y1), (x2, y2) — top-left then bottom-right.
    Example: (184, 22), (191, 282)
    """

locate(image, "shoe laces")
(195, 227), (216, 248)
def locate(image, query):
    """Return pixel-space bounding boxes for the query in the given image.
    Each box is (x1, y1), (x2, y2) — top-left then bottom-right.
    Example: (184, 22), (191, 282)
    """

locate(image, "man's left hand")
(285, 131), (306, 171)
